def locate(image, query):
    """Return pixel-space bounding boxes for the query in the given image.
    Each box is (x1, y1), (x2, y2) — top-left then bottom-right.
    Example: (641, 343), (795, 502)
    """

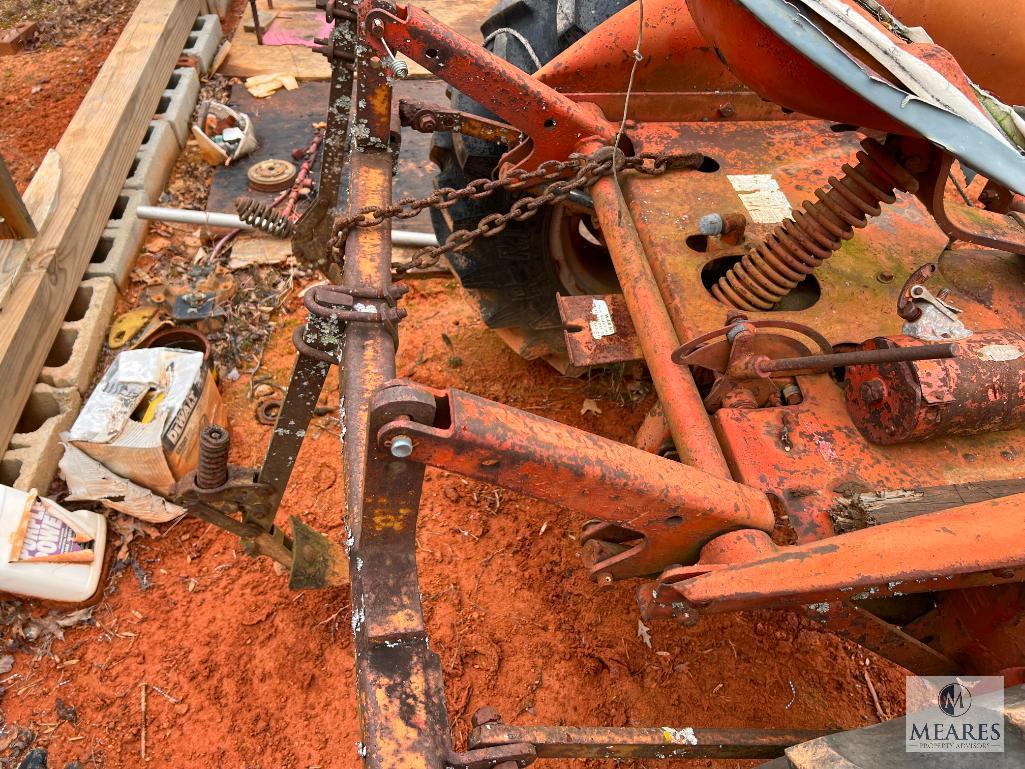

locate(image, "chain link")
(329, 149), (704, 274)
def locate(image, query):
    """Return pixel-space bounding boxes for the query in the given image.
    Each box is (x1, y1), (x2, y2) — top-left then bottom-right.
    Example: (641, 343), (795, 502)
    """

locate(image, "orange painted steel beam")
(642, 492), (1025, 621)
(377, 386), (774, 580)
(587, 165), (732, 479)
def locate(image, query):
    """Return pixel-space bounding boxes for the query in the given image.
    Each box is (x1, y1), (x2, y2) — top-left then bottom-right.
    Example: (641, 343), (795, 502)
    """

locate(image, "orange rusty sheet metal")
(713, 374), (1025, 542)
(621, 120), (952, 346)
(683, 0), (989, 136)
(370, 3), (618, 169)
(883, 0), (1025, 105)
(643, 491), (1025, 616)
(556, 293), (643, 366)
(534, 0), (800, 124)
(376, 386), (775, 580)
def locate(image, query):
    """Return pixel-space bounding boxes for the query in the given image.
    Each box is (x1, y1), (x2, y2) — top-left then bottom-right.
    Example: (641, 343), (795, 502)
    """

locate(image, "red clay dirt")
(0, 274), (907, 767)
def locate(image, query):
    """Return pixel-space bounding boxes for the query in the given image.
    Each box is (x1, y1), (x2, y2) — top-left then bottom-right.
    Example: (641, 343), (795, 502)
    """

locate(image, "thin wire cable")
(613, 0), (645, 191)
(482, 27), (543, 71)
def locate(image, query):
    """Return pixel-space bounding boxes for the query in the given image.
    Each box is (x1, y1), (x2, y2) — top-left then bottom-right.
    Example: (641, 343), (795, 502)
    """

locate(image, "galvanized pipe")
(588, 171), (732, 479)
(135, 205), (438, 247)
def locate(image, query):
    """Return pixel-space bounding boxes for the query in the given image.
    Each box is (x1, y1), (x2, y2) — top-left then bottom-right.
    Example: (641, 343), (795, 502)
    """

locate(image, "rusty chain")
(329, 148), (705, 274)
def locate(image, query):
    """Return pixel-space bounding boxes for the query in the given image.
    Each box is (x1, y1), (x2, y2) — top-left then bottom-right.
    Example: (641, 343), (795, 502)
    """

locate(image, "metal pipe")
(588, 171), (732, 480)
(758, 342), (956, 375)
(135, 205), (438, 247)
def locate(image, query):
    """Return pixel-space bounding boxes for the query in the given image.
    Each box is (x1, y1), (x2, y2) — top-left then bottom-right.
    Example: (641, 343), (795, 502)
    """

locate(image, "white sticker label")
(727, 174), (793, 223)
(589, 298), (616, 340)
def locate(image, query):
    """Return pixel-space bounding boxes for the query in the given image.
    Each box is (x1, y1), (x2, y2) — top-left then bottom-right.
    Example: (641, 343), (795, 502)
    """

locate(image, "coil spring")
(197, 424), (230, 489)
(235, 197), (294, 238)
(712, 139), (919, 311)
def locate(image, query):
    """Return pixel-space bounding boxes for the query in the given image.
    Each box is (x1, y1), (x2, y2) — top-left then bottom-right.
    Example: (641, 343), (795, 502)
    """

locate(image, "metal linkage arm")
(374, 382), (775, 581)
(470, 719), (832, 761)
(639, 492), (1025, 623)
(359, 1), (620, 168)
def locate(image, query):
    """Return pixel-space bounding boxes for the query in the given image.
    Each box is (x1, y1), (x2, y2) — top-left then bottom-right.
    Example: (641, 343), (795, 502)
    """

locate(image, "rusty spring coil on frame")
(712, 138), (920, 311)
(235, 196), (295, 238)
(197, 424), (230, 490)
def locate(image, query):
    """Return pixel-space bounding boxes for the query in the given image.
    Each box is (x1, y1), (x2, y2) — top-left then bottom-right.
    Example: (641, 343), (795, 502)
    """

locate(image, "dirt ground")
(0, 2), (908, 767)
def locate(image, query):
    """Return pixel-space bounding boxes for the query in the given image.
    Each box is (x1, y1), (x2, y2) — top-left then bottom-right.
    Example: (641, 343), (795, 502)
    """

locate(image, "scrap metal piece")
(288, 516), (349, 589)
(556, 293), (642, 366)
(107, 306), (158, 348)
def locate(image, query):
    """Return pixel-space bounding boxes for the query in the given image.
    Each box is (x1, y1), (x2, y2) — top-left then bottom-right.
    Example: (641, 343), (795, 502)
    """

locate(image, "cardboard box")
(65, 348), (225, 496)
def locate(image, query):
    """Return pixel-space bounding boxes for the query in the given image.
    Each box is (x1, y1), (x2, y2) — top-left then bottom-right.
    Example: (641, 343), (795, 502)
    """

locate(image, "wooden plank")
(0, 0), (201, 456)
(832, 478), (1025, 533)
(0, 150), (62, 306)
(0, 156), (36, 240)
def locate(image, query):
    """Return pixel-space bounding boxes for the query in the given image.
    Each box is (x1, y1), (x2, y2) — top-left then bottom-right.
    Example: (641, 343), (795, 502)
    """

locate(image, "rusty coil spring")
(197, 424), (230, 489)
(235, 197), (295, 238)
(712, 139), (920, 311)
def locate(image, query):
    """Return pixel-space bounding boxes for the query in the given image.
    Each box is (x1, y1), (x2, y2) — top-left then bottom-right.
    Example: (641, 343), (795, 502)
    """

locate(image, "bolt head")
(419, 115), (437, 132)
(389, 434), (414, 458)
(860, 379), (886, 405)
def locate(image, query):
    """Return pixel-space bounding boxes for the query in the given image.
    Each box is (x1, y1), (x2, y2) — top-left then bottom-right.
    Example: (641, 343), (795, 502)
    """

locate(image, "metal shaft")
(760, 342), (955, 374)
(588, 171), (732, 479)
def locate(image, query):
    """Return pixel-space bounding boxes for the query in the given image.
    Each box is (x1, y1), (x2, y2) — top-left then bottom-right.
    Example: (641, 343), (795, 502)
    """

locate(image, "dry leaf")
(580, 398), (602, 416)
(637, 618), (652, 648)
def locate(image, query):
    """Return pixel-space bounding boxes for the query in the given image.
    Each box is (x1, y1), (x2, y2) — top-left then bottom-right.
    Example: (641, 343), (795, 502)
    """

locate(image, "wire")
(482, 27), (543, 72)
(613, 0), (645, 186)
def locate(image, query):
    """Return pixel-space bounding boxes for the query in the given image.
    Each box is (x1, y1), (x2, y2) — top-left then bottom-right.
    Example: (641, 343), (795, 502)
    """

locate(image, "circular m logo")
(938, 682), (972, 717)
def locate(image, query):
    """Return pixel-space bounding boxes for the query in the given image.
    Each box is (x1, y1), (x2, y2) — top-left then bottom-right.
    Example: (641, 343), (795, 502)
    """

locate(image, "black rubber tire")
(430, 0), (631, 365)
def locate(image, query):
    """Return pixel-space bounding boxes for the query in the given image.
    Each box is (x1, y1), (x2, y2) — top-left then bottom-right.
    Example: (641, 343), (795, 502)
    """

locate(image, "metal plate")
(556, 293), (643, 366)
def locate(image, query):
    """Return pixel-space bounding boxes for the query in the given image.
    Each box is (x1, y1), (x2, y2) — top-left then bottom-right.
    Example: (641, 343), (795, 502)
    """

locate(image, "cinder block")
(155, 66), (201, 147)
(85, 190), (149, 287)
(181, 14), (222, 74)
(1, 383), (82, 493)
(124, 120), (180, 204)
(39, 277), (119, 394)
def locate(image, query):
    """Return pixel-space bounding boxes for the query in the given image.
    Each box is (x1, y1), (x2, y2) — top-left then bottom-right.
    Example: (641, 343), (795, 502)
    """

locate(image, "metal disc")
(247, 159), (297, 193)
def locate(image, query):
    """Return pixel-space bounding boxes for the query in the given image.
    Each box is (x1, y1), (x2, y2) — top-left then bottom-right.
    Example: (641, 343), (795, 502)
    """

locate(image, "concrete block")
(85, 190), (149, 287)
(39, 277), (118, 395)
(1, 383), (82, 493)
(155, 66), (201, 147)
(124, 120), (180, 204)
(181, 14), (222, 74)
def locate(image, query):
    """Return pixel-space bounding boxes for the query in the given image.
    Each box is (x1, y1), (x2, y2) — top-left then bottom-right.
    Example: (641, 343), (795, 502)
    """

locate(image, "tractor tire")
(430, 0), (631, 369)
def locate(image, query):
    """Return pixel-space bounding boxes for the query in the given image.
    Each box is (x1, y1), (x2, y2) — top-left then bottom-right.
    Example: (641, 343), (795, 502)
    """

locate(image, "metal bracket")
(397, 99), (523, 146)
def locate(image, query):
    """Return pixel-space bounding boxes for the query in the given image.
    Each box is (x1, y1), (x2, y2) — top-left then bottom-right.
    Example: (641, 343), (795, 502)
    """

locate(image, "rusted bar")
(641, 492), (1025, 621)
(341, 19), (454, 769)
(365, 3), (619, 168)
(587, 169), (732, 479)
(378, 386), (772, 580)
(469, 723), (832, 759)
(756, 342), (955, 375)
